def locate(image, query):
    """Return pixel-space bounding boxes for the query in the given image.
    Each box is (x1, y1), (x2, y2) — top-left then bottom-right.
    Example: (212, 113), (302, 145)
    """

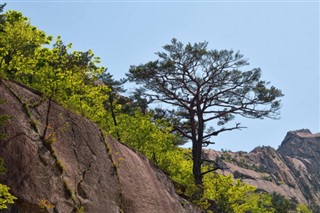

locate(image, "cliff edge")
(0, 80), (201, 213)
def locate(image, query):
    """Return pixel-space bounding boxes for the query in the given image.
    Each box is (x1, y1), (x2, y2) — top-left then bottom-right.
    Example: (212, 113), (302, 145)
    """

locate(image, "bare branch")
(201, 168), (220, 176)
(203, 124), (246, 139)
(173, 125), (192, 140)
(202, 140), (215, 147)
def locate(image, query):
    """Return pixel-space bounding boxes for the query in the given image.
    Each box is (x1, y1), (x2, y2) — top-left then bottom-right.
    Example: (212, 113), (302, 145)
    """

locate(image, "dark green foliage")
(129, 87), (151, 115)
(0, 3), (5, 25)
(127, 38), (283, 186)
(100, 72), (127, 140)
(271, 192), (293, 212)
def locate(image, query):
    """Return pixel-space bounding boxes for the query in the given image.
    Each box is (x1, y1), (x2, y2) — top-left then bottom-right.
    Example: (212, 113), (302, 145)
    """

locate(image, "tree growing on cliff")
(100, 72), (127, 140)
(127, 39), (283, 187)
(0, 9), (110, 140)
(0, 10), (51, 79)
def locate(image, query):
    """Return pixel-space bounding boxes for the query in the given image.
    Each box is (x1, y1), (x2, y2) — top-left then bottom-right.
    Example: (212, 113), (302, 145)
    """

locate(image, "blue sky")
(3, 1), (319, 152)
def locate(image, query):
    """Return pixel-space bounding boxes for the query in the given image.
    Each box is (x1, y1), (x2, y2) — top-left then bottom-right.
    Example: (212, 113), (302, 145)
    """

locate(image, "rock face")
(0, 80), (201, 213)
(204, 129), (320, 212)
(278, 130), (320, 207)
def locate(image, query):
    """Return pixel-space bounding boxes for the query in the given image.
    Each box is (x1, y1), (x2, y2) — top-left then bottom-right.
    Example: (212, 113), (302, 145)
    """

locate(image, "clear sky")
(3, 0), (319, 152)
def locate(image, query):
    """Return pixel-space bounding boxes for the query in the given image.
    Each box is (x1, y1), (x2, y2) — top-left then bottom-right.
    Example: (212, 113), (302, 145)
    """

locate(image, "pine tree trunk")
(192, 140), (203, 186)
(109, 95), (121, 141)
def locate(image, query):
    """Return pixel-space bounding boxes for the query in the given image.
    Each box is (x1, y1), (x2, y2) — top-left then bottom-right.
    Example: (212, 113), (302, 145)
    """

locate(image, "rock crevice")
(0, 80), (200, 213)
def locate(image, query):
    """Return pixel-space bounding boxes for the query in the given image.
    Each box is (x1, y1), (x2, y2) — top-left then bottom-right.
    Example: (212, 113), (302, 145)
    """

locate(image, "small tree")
(127, 39), (283, 187)
(0, 10), (51, 79)
(100, 72), (126, 140)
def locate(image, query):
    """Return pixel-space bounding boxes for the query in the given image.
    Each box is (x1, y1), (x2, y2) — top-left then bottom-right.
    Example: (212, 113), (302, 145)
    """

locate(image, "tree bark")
(192, 139), (203, 186)
(109, 95), (121, 141)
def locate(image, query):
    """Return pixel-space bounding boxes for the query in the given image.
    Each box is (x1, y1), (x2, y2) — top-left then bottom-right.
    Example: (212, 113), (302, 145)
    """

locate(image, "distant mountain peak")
(289, 128), (312, 135)
(251, 145), (276, 154)
(286, 129), (320, 138)
(204, 129), (320, 212)
(279, 129), (320, 149)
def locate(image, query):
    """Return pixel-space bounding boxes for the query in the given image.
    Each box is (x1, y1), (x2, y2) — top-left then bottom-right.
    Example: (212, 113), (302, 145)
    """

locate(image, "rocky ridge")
(204, 129), (320, 212)
(0, 80), (201, 213)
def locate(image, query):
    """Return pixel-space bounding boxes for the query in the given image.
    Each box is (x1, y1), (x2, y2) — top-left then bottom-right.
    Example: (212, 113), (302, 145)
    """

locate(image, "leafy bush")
(0, 183), (16, 209)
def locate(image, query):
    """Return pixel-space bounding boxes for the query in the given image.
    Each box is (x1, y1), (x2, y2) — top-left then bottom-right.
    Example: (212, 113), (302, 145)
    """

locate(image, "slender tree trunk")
(192, 140), (203, 186)
(193, 116), (205, 187)
(192, 93), (205, 199)
(193, 92), (205, 188)
(190, 108), (203, 187)
(109, 95), (121, 141)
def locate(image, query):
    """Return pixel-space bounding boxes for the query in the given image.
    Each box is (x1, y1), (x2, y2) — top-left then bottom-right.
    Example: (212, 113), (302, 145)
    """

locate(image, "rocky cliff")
(0, 80), (201, 213)
(1, 79), (319, 212)
(204, 129), (320, 212)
